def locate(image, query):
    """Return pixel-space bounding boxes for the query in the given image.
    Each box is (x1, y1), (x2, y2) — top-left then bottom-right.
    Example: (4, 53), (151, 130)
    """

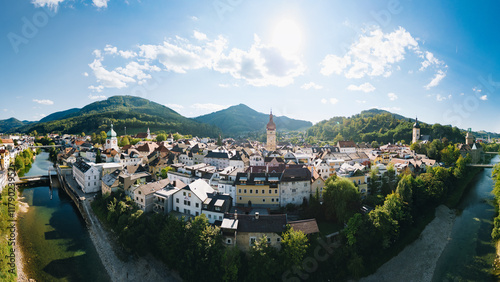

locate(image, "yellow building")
(235, 172), (281, 207)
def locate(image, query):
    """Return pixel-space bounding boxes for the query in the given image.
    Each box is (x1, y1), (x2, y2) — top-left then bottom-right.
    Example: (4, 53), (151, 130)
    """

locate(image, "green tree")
(395, 175), (414, 207)
(160, 166), (174, 179)
(248, 235), (280, 281)
(371, 141), (380, 148)
(156, 133), (167, 142)
(81, 132), (86, 137)
(323, 177), (361, 223)
(281, 227), (309, 270)
(100, 131), (107, 144)
(120, 136), (130, 147)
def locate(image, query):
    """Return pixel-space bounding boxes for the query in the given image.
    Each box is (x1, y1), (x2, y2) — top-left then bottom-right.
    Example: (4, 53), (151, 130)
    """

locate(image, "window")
(183, 192), (186, 196)
(136, 197), (138, 200)
(176, 198), (179, 203)
(139, 191), (142, 195)
(196, 212), (199, 216)
(226, 238), (232, 244)
(94, 182), (96, 186)
(262, 199), (265, 202)
(188, 201), (191, 206)
(88, 176), (90, 180)
(269, 190), (271, 194)
(196, 203), (199, 208)
(250, 237), (256, 246)
(208, 214), (211, 219)
(267, 237), (271, 243)
(275, 190), (278, 194)
(244, 189), (247, 193)
(255, 189), (258, 194)
(88, 182), (90, 186)
(238, 189), (241, 193)
(219, 216), (222, 220)
(262, 189), (265, 194)
(141, 199), (143, 202)
(189, 193), (191, 197)
(250, 189), (253, 194)
(276, 198), (279, 202)
(272, 198), (274, 202)
(277, 238), (281, 242)
(176, 207), (179, 212)
(94, 176), (96, 179)
(239, 197), (242, 200)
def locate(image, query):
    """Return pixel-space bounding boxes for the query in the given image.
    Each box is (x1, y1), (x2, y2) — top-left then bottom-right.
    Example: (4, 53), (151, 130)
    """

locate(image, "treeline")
(91, 192), (310, 282)
(13, 149), (35, 177)
(306, 112), (464, 144)
(23, 112), (221, 138)
(299, 150), (474, 280)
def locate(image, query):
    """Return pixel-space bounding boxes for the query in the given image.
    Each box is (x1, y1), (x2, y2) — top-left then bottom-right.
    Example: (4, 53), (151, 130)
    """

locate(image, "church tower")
(412, 117), (421, 144)
(105, 123), (119, 151)
(266, 110), (276, 151)
(466, 128), (474, 145)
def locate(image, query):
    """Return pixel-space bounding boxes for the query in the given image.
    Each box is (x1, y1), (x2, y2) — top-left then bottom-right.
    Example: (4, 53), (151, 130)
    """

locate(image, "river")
(432, 154), (500, 281)
(18, 151), (109, 282)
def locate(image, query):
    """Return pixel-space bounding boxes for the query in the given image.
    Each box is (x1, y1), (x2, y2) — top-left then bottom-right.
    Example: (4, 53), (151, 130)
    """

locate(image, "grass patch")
(317, 220), (342, 236)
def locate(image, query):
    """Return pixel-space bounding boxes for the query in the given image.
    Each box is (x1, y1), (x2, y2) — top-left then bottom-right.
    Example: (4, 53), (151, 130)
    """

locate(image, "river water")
(18, 151), (109, 281)
(432, 154), (500, 281)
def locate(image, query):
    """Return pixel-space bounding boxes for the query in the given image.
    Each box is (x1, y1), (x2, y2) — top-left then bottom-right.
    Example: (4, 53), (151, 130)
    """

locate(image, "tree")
(100, 131), (107, 144)
(395, 175), (414, 207)
(120, 136), (130, 147)
(369, 167), (380, 194)
(248, 235), (280, 281)
(96, 149), (103, 163)
(333, 133), (344, 144)
(81, 132), (86, 137)
(323, 177), (361, 223)
(156, 133), (167, 142)
(160, 166), (174, 179)
(217, 135), (222, 146)
(371, 141), (380, 148)
(281, 227), (309, 270)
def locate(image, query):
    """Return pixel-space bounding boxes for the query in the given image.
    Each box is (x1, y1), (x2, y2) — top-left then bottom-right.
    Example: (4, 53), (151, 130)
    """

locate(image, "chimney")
(234, 210), (238, 220)
(255, 212), (259, 220)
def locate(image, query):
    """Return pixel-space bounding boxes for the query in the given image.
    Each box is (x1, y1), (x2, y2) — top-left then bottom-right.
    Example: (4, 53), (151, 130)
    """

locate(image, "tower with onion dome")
(266, 110), (276, 151)
(412, 117), (421, 144)
(105, 123), (119, 151)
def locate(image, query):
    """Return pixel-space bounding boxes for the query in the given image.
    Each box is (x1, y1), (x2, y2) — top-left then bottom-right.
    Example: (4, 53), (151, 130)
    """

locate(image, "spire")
(266, 109), (276, 131)
(413, 116), (420, 128)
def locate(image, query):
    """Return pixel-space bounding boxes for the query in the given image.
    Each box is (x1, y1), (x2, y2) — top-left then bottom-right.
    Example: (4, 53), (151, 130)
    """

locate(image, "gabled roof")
(181, 179), (215, 201)
(288, 219), (320, 235)
(281, 167), (311, 182)
(73, 159), (92, 173)
(135, 179), (171, 196)
(225, 213), (287, 233)
(205, 151), (230, 159)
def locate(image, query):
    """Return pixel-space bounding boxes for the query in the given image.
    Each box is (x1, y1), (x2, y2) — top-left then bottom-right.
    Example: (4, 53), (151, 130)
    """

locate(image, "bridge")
(467, 164), (495, 168)
(29, 145), (63, 148)
(15, 175), (51, 185)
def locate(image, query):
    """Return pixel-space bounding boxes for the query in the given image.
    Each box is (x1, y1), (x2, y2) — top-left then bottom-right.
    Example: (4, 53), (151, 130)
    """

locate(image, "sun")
(272, 19), (303, 55)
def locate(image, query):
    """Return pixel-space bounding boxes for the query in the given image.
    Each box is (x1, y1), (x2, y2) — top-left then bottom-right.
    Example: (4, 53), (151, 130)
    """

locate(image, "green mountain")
(16, 96), (221, 137)
(39, 108), (81, 123)
(306, 109), (465, 144)
(0, 118), (33, 133)
(194, 104), (313, 136)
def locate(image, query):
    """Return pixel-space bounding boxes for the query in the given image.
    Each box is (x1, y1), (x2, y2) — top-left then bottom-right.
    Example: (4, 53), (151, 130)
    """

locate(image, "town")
(0, 111), (494, 281)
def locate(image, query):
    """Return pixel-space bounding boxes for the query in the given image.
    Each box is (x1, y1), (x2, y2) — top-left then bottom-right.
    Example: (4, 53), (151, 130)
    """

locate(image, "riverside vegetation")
(89, 139), (479, 281)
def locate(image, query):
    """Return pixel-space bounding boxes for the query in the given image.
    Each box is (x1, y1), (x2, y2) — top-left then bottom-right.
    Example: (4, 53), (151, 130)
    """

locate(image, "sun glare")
(272, 19), (302, 55)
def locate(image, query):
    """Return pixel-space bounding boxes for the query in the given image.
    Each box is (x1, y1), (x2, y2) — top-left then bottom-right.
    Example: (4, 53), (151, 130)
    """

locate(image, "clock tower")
(266, 110), (276, 151)
(105, 123), (119, 151)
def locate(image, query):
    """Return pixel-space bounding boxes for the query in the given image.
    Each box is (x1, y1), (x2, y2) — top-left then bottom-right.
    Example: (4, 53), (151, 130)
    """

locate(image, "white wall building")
(172, 179), (214, 217)
(73, 159), (102, 193)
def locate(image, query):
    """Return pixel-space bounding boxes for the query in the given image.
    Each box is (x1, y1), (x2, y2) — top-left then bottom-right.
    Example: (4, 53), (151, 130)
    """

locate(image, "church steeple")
(266, 109), (276, 151)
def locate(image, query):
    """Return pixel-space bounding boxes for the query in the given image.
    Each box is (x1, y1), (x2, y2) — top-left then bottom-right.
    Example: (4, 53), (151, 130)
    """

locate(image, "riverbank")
(83, 198), (181, 281)
(15, 193), (29, 282)
(361, 205), (456, 282)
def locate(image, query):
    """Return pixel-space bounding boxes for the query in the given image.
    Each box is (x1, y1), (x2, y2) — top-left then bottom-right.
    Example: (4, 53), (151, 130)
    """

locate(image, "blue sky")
(2, 0), (500, 133)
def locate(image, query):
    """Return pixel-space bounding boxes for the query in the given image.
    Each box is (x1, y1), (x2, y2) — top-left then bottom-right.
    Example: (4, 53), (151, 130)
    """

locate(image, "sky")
(2, 0), (500, 133)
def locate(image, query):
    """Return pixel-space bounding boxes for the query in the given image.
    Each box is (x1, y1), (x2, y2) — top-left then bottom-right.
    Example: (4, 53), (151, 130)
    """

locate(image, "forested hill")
(15, 96), (221, 137)
(0, 118), (33, 132)
(306, 109), (465, 144)
(194, 104), (313, 136)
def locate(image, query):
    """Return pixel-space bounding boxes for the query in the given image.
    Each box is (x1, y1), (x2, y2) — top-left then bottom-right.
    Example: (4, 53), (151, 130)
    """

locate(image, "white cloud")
(425, 70), (446, 89)
(88, 94), (106, 100)
(480, 95), (488, 101)
(355, 100), (366, 104)
(33, 99), (54, 105)
(90, 31), (306, 90)
(388, 92), (398, 101)
(347, 82), (375, 93)
(33, 113), (47, 120)
(377, 106), (401, 112)
(321, 98), (327, 104)
(420, 51), (443, 71)
(329, 98), (339, 105)
(193, 31), (208, 41)
(31, 0), (65, 10)
(92, 0), (109, 8)
(436, 94), (452, 101)
(321, 27), (418, 78)
(190, 16), (199, 21)
(191, 103), (229, 112)
(83, 72), (89, 77)
(165, 104), (185, 111)
(301, 82), (323, 90)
